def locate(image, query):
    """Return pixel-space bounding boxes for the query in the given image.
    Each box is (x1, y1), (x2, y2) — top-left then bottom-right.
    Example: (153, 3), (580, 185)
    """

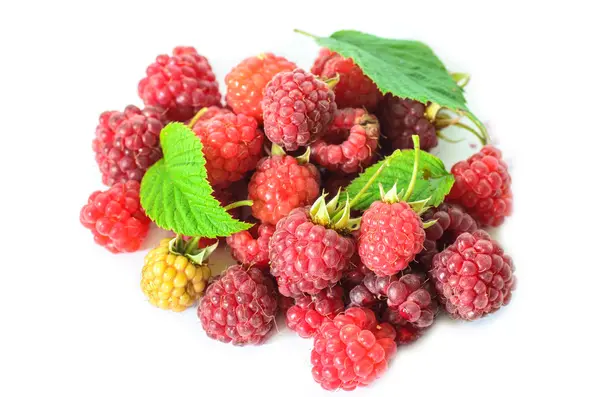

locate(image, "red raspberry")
(248, 155), (320, 225)
(191, 112), (264, 187)
(430, 230), (516, 320)
(269, 207), (355, 297)
(286, 285), (345, 338)
(417, 203), (478, 270)
(311, 108), (380, 174)
(341, 255), (370, 289)
(383, 273), (436, 328)
(447, 146), (513, 226)
(262, 68), (336, 151)
(226, 223), (275, 270)
(190, 105), (232, 122)
(311, 307), (397, 391)
(358, 201), (425, 276)
(93, 105), (164, 186)
(377, 94), (438, 152)
(225, 53), (297, 121)
(80, 181), (150, 253)
(138, 46), (221, 122)
(311, 49), (382, 111)
(198, 265), (278, 345)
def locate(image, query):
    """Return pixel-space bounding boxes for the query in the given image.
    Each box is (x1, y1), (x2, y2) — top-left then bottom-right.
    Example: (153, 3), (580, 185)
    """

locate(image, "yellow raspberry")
(141, 238), (212, 312)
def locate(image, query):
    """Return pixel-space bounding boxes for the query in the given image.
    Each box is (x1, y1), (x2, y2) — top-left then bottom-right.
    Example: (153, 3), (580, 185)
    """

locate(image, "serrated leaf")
(298, 29), (484, 130)
(140, 123), (252, 238)
(343, 150), (454, 211)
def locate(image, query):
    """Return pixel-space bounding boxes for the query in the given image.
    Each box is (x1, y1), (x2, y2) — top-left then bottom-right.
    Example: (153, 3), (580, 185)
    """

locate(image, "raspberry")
(269, 207), (355, 297)
(430, 230), (516, 320)
(138, 46), (221, 122)
(341, 255), (370, 289)
(447, 146), (513, 226)
(226, 223), (275, 270)
(80, 181), (150, 253)
(311, 108), (380, 174)
(93, 105), (164, 186)
(262, 68), (336, 151)
(311, 307), (397, 391)
(348, 270), (396, 308)
(192, 112), (264, 186)
(383, 274), (436, 327)
(311, 49), (382, 111)
(417, 203), (478, 270)
(198, 265), (278, 345)
(225, 53), (297, 121)
(377, 94), (438, 152)
(359, 200), (425, 276)
(141, 238), (212, 312)
(190, 105), (232, 122)
(286, 285), (345, 338)
(248, 154), (320, 225)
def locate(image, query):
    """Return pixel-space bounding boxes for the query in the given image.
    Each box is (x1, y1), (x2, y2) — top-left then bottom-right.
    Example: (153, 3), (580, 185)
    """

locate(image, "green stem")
(402, 135), (421, 202)
(331, 160), (389, 221)
(293, 29), (317, 39)
(184, 236), (201, 254)
(464, 111), (490, 146)
(451, 72), (471, 89)
(187, 108), (208, 129)
(223, 200), (253, 212)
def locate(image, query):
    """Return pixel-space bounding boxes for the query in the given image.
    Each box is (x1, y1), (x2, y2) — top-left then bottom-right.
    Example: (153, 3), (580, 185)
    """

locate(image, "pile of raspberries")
(80, 46), (516, 392)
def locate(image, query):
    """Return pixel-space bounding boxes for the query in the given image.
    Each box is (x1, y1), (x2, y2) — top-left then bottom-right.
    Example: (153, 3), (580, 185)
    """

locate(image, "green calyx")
(310, 159), (390, 232)
(168, 235), (218, 265)
(270, 144), (311, 164)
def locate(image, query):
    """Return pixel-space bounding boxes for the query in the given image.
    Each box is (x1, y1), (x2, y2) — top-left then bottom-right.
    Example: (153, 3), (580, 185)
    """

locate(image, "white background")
(1, 1), (599, 396)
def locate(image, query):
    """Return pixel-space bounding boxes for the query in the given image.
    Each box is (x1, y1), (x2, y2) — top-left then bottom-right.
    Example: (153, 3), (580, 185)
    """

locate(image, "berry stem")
(402, 135), (420, 202)
(293, 29), (318, 39)
(223, 200), (253, 211)
(187, 107), (208, 129)
(451, 72), (471, 88)
(464, 111), (490, 145)
(185, 236), (202, 254)
(331, 159), (389, 221)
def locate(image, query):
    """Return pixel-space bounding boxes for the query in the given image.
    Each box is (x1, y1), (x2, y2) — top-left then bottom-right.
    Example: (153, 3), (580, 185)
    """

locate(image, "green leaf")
(140, 123), (252, 238)
(297, 29), (484, 130)
(343, 150), (454, 211)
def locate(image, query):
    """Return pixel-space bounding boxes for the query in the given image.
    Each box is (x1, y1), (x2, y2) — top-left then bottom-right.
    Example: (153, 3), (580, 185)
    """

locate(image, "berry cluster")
(80, 44), (516, 392)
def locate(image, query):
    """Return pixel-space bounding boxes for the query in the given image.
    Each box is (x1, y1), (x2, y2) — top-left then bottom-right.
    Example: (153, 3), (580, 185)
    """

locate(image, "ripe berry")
(269, 207), (355, 297)
(80, 181), (150, 253)
(447, 146), (513, 226)
(323, 172), (357, 197)
(248, 154), (320, 225)
(225, 53), (297, 121)
(198, 265), (278, 345)
(311, 307), (397, 391)
(382, 273), (436, 330)
(138, 46), (221, 122)
(430, 230), (516, 320)
(141, 238), (212, 312)
(286, 285), (345, 338)
(417, 203), (478, 270)
(226, 223), (275, 270)
(262, 68), (336, 151)
(311, 49), (382, 111)
(359, 200), (425, 276)
(192, 112), (264, 187)
(377, 94), (438, 152)
(311, 108), (380, 174)
(93, 105), (164, 186)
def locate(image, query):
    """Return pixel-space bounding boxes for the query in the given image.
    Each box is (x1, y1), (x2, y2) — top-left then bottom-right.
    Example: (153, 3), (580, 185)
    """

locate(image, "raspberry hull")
(311, 108), (380, 174)
(430, 230), (516, 320)
(138, 46), (221, 122)
(80, 181), (150, 253)
(269, 207), (355, 297)
(262, 68), (336, 151)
